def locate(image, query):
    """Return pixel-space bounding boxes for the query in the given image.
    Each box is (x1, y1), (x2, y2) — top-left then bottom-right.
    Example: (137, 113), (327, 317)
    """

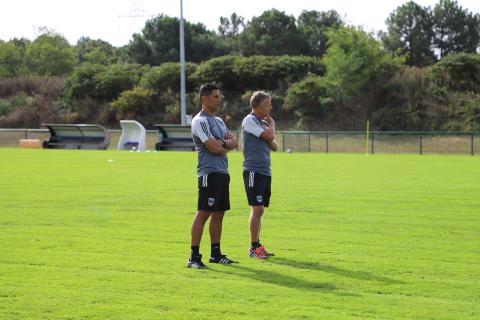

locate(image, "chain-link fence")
(1, 128), (478, 155)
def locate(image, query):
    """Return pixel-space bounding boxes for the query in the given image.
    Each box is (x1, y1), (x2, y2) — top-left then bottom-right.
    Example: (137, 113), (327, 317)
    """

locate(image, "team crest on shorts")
(208, 198), (215, 206)
(256, 195), (263, 203)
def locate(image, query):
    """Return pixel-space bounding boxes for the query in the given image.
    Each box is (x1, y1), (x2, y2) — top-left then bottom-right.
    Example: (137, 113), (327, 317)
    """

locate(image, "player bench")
(42, 124), (111, 150)
(154, 124), (194, 151)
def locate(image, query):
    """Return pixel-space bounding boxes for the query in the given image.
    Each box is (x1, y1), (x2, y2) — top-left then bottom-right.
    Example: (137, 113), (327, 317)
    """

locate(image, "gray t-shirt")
(241, 113), (271, 176)
(191, 111), (229, 176)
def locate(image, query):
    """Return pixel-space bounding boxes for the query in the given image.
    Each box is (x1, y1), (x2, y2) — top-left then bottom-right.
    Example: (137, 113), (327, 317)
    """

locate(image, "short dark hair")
(199, 83), (220, 99)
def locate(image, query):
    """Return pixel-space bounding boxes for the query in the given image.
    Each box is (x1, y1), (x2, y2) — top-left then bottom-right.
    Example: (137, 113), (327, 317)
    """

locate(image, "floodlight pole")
(179, 0), (187, 125)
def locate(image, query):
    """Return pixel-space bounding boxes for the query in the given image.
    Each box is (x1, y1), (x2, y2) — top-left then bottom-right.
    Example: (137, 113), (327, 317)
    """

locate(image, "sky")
(1, 0), (479, 47)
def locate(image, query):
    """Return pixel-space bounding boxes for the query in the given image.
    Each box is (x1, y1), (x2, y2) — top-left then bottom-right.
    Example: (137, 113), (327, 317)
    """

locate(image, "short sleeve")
(192, 118), (213, 143)
(243, 116), (265, 138)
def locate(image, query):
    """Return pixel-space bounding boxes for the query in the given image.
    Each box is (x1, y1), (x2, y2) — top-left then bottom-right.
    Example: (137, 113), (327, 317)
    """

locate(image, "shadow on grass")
(266, 257), (404, 284)
(210, 264), (346, 293)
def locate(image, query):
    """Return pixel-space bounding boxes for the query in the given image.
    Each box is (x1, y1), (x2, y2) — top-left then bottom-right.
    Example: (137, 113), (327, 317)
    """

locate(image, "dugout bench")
(42, 124), (111, 150)
(154, 124), (195, 151)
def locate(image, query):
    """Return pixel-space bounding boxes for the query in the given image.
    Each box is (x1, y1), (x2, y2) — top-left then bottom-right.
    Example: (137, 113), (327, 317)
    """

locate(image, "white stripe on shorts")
(202, 175), (208, 187)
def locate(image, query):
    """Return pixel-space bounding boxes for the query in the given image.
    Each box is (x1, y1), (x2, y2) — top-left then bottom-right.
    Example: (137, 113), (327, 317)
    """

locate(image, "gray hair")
(250, 91), (270, 108)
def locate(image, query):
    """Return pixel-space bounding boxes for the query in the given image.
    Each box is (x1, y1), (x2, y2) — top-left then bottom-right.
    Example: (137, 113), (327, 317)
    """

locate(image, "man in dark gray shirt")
(241, 91), (278, 259)
(188, 83), (238, 269)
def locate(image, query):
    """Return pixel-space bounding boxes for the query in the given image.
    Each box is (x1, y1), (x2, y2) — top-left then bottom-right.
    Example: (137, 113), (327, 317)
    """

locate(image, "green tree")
(218, 13), (245, 37)
(25, 32), (76, 76)
(323, 27), (403, 101)
(238, 9), (308, 56)
(63, 63), (106, 101)
(94, 64), (143, 101)
(75, 37), (120, 65)
(111, 86), (154, 119)
(218, 13), (245, 53)
(429, 53), (480, 92)
(285, 74), (332, 128)
(0, 40), (28, 78)
(140, 62), (198, 93)
(381, 1), (435, 66)
(433, 0), (480, 58)
(128, 14), (226, 65)
(297, 10), (343, 57)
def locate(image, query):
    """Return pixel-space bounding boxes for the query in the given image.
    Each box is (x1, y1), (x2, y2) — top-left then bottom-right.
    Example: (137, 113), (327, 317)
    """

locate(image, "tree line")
(0, 0), (479, 131)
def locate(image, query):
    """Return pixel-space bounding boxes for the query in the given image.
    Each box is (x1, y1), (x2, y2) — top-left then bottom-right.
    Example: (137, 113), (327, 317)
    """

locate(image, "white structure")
(117, 120), (146, 151)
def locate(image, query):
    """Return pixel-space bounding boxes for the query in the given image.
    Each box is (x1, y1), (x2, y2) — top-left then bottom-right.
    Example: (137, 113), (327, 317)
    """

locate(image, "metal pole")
(308, 133), (311, 152)
(326, 133), (329, 153)
(282, 131), (285, 152)
(419, 135), (423, 155)
(371, 133), (375, 154)
(179, 0), (186, 125)
(366, 121), (370, 155)
(471, 133), (474, 156)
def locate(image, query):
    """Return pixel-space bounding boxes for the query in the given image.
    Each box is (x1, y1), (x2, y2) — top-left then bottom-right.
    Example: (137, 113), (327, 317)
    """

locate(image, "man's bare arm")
(259, 116), (277, 151)
(204, 138), (229, 155)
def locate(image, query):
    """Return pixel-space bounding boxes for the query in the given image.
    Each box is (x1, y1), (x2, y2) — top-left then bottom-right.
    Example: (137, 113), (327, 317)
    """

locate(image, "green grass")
(0, 149), (479, 319)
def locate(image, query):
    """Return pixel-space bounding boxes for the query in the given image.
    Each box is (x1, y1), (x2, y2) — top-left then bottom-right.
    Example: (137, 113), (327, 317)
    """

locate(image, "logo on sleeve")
(256, 195), (263, 203)
(208, 198), (215, 206)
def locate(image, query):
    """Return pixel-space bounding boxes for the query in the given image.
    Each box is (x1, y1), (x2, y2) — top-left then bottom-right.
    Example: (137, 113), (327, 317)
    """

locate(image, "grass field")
(0, 149), (479, 319)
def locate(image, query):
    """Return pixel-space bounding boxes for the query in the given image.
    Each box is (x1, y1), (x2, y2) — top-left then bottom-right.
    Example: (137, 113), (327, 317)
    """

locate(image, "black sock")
(190, 246), (200, 259)
(211, 243), (221, 258)
(251, 242), (260, 249)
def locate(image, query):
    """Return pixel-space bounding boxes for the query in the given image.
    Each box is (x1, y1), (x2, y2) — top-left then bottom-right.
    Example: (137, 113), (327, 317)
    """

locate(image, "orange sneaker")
(249, 246), (270, 259)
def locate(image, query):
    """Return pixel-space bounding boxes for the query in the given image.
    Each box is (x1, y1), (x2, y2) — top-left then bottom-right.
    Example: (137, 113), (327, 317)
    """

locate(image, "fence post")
(419, 135), (423, 155)
(25, 129), (28, 139)
(326, 133), (329, 153)
(282, 131), (285, 152)
(308, 133), (311, 152)
(371, 133), (375, 154)
(471, 133), (474, 156)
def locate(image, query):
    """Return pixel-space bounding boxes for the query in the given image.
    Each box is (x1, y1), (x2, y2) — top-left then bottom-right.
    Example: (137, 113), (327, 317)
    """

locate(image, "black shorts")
(198, 172), (230, 212)
(243, 171), (271, 207)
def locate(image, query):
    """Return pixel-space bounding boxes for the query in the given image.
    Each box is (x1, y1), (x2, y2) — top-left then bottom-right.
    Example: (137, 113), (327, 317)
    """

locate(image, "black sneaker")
(209, 254), (237, 264)
(187, 254), (208, 269)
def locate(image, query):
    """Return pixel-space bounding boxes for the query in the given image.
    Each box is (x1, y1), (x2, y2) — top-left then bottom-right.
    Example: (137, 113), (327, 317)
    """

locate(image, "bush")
(371, 67), (439, 130)
(232, 55), (324, 91)
(110, 86), (154, 120)
(140, 62), (197, 94)
(63, 63), (106, 101)
(94, 64), (144, 101)
(193, 56), (238, 90)
(0, 77), (63, 99)
(285, 74), (331, 128)
(0, 95), (64, 128)
(429, 53), (480, 92)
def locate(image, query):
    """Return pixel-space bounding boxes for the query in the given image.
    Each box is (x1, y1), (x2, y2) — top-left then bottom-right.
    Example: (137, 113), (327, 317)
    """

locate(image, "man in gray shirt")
(188, 83), (238, 269)
(241, 91), (278, 259)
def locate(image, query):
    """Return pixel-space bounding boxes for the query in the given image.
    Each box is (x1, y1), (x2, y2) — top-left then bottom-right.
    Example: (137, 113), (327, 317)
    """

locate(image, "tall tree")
(128, 14), (226, 65)
(433, 0), (480, 58)
(297, 10), (343, 57)
(218, 13), (245, 37)
(0, 39), (29, 78)
(238, 9), (308, 56)
(217, 13), (245, 54)
(25, 32), (76, 76)
(381, 1), (435, 66)
(323, 27), (403, 101)
(75, 37), (120, 65)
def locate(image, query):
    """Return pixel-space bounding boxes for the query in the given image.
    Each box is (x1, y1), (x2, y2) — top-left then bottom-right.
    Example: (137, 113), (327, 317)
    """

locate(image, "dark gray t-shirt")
(191, 111), (229, 177)
(241, 113), (271, 176)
